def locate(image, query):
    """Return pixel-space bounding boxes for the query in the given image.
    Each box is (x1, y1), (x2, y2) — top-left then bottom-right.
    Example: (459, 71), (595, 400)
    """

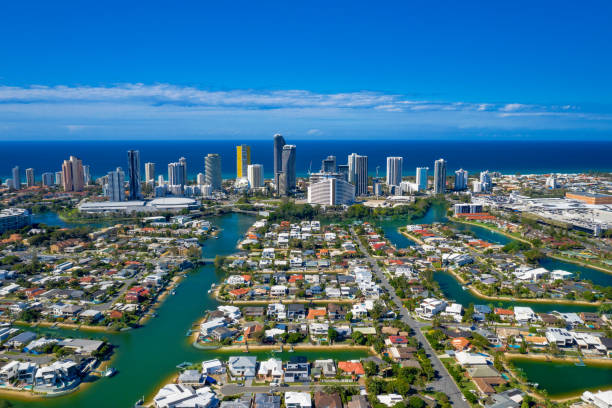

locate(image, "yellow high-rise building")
(236, 144), (251, 179)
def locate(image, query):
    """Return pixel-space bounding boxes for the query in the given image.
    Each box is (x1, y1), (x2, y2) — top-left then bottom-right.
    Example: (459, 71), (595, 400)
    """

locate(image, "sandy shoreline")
(398, 229), (425, 245)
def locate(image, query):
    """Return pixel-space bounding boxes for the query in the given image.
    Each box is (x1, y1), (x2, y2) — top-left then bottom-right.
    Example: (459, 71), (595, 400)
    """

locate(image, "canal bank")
(4, 212), (370, 408)
(380, 203), (608, 313)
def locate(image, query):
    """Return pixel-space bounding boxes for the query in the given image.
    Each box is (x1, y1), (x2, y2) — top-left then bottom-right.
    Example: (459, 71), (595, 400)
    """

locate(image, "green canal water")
(379, 203), (608, 314)
(5, 213), (370, 408)
(511, 358), (612, 398)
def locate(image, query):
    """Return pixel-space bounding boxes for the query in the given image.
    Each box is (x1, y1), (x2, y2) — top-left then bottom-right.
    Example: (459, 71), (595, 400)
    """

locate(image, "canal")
(511, 358), (612, 398)
(379, 203), (608, 313)
(6, 213), (370, 407)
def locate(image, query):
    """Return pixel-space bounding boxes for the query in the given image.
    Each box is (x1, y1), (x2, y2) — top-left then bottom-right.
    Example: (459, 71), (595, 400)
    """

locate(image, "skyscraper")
(145, 162), (155, 182)
(55, 171), (63, 186)
(197, 173), (205, 185)
(347, 153), (358, 184)
(205, 153), (222, 191)
(42, 172), (54, 187)
(433, 158), (447, 194)
(83, 165), (91, 185)
(454, 169), (468, 191)
(321, 155), (336, 173)
(168, 161), (186, 187)
(273, 133), (286, 174)
(105, 167), (126, 202)
(11, 166), (20, 190)
(179, 157), (187, 184)
(26, 168), (35, 187)
(62, 156), (84, 192)
(279, 144), (296, 195)
(354, 154), (368, 196)
(236, 144), (251, 179)
(416, 167), (429, 191)
(247, 164), (264, 188)
(337, 164), (349, 182)
(386, 157), (403, 186)
(127, 150), (142, 200)
(480, 170), (492, 192)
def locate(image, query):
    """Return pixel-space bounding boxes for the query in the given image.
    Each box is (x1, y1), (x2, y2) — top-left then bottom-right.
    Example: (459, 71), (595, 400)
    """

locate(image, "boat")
(134, 396), (144, 407)
(176, 362), (193, 369)
(171, 290), (176, 295)
(104, 367), (117, 377)
(461, 286), (467, 291)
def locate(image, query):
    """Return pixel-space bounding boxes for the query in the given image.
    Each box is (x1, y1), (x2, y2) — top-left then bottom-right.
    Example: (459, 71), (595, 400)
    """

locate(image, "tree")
(408, 397), (425, 408)
(214, 255), (225, 270)
(328, 327), (339, 343)
(363, 361), (378, 377)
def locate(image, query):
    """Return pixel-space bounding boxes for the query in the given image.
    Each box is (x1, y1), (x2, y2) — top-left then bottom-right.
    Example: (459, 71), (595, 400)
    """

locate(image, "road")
(351, 228), (469, 408)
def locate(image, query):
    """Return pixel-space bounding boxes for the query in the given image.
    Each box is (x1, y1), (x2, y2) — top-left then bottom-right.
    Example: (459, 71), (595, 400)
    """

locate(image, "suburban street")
(221, 383), (330, 396)
(351, 228), (469, 408)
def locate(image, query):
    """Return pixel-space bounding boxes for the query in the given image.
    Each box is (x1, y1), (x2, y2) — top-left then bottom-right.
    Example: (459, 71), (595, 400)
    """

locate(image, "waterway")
(511, 358), (612, 398)
(31, 211), (115, 230)
(5, 213), (369, 408)
(378, 203), (608, 313)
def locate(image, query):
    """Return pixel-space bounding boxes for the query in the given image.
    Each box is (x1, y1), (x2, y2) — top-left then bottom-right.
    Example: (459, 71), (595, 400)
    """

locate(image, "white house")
(285, 392), (312, 408)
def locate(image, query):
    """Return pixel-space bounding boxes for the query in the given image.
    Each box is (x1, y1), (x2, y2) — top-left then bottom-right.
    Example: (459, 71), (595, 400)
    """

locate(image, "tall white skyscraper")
(454, 169), (468, 190)
(83, 165), (91, 185)
(145, 162), (155, 182)
(205, 153), (222, 191)
(158, 175), (165, 187)
(197, 173), (205, 185)
(433, 158), (447, 194)
(347, 153), (358, 184)
(247, 164), (264, 188)
(386, 157), (403, 186)
(168, 161), (186, 187)
(354, 154), (368, 196)
(11, 166), (20, 190)
(416, 167), (428, 191)
(55, 171), (63, 186)
(479, 170), (492, 192)
(26, 168), (35, 187)
(105, 167), (125, 202)
(42, 172), (54, 187)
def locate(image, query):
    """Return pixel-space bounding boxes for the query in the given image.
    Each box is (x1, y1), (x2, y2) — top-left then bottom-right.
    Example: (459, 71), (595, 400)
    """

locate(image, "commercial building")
(145, 162), (155, 183)
(433, 158), (446, 194)
(247, 164), (264, 188)
(205, 153), (222, 191)
(308, 177), (355, 206)
(61, 156), (84, 192)
(42, 172), (55, 187)
(78, 197), (199, 213)
(386, 157), (403, 187)
(26, 168), (35, 187)
(236, 144), (251, 179)
(566, 192), (612, 205)
(127, 150), (142, 200)
(416, 167), (428, 191)
(105, 168), (126, 202)
(354, 154), (368, 196)
(0, 208), (31, 233)
(454, 169), (468, 190)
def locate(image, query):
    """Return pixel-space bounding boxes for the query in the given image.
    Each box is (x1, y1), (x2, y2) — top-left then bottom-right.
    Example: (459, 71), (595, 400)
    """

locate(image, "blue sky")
(1, 0), (612, 140)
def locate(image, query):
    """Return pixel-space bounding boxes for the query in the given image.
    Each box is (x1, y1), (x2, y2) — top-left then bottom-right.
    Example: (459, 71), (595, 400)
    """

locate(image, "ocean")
(1, 139), (611, 182)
